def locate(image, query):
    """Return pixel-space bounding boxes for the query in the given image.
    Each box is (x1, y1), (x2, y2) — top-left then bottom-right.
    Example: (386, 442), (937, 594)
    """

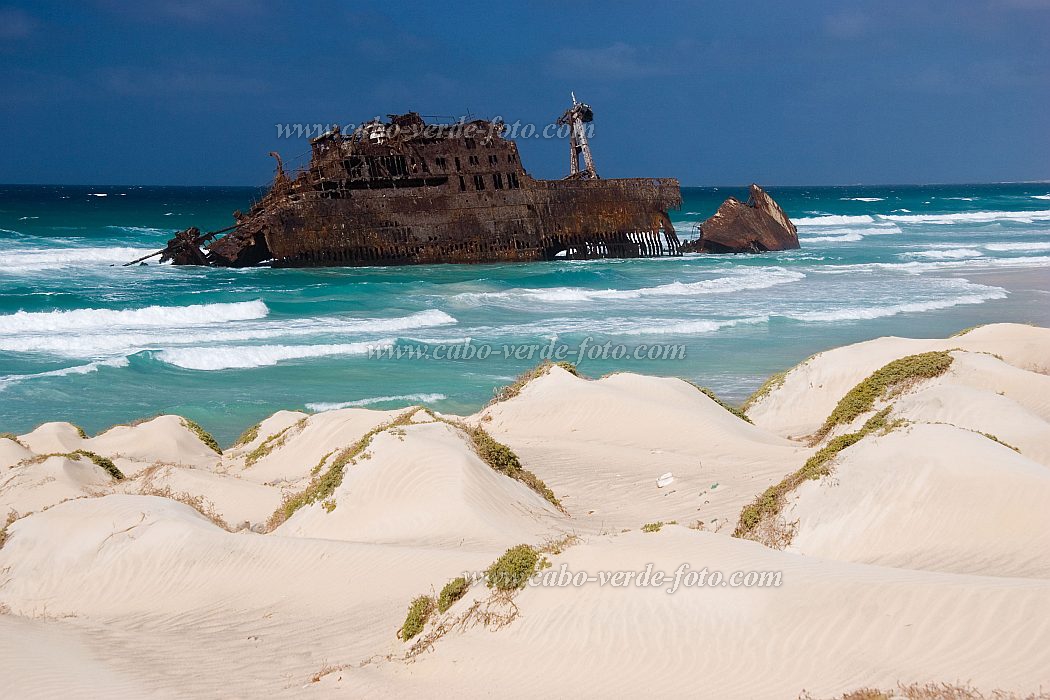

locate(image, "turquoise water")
(3, 183), (1050, 443)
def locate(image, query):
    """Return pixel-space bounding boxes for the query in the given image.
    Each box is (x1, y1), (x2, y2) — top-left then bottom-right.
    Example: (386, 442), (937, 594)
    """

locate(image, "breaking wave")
(984, 242), (1050, 252)
(881, 209), (1050, 225)
(782, 287), (1007, 322)
(800, 233), (864, 243)
(840, 197), (884, 202)
(0, 246), (158, 271)
(0, 300), (269, 334)
(155, 340), (394, 370)
(0, 357), (130, 390)
(306, 393), (447, 411)
(453, 269), (805, 305)
(900, 248), (984, 260)
(619, 315), (768, 336)
(795, 214), (876, 226)
(0, 308), (455, 358)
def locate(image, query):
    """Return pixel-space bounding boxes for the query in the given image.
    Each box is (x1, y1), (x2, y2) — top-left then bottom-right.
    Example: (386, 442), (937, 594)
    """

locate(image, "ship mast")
(558, 93), (598, 179)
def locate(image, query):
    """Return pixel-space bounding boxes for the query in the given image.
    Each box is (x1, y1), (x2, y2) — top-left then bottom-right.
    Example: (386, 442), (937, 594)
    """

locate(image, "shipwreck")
(681, 184), (800, 254)
(131, 98), (682, 268)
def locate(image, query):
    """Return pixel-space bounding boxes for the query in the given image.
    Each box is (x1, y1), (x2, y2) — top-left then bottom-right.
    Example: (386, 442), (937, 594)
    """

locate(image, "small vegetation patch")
(0, 511), (18, 550)
(981, 432), (1020, 452)
(691, 384), (753, 423)
(489, 360), (580, 405)
(463, 425), (561, 509)
(485, 544), (540, 590)
(137, 483), (231, 531)
(801, 681), (1047, 700)
(812, 351), (953, 442)
(437, 577), (469, 613)
(245, 417), (307, 467)
(72, 424), (89, 439)
(400, 595), (435, 640)
(538, 533), (580, 555)
(736, 407), (895, 545)
(266, 410), (418, 530)
(641, 521), (664, 533)
(181, 418), (222, 455)
(950, 324), (984, 338)
(71, 450), (124, 480)
(233, 422), (260, 447)
(0, 433), (27, 448)
(311, 449), (337, 476)
(740, 369), (789, 412)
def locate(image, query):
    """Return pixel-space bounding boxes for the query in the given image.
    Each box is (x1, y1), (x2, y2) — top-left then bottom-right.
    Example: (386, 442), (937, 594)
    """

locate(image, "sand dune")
(787, 423), (1050, 578)
(276, 419), (567, 547)
(2, 323), (1049, 697)
(747, 323), (1050, 438)
(473, 368), (809, 531)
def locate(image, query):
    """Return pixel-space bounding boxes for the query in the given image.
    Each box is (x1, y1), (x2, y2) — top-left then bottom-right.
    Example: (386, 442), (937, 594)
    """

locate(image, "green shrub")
(485, 544), (539, 590)
(266, 410), (418, 530)
(400, 595), (434, 640)
(0, 511), (17, 550)
(0, 433), (27, 448)
(741, 370), (790, 412)
(641, 521), (664, 533)
(813, 352), (953, 441)
(234, 422), (260, 447)
(72, 424), (89, 439)
(245, 418), (306, 467)
(981, 432), (1020, 452)
(181, 418), (222, 454)
(735, 407), (894, 541)
(465, 425), (561, 509)
(950, 324), (984, 337)
(489, 360), (580, 405)
(72, 450), (124, 480)
(437, 577), (469, 613)
(691, 384), (752, 423)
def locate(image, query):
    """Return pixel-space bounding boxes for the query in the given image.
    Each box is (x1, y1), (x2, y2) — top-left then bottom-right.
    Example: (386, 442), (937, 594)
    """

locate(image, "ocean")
(2, 183), (1049, 443)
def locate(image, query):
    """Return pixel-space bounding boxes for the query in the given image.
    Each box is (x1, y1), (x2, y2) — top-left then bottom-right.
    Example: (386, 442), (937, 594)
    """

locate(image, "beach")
(3, 322), (1049, 697)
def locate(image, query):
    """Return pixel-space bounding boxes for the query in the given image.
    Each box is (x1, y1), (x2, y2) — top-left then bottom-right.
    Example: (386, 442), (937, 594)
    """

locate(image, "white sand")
(1, 322), (1048, 698)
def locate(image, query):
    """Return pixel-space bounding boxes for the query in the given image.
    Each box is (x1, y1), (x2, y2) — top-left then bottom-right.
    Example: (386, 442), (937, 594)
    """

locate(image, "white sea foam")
(783, 287), (1007, 322)
(88, 193), (108, 197)
(881, 209), (1050, 225)
(840, 197), (884, 202)
(901, 248), (984, 260)
(795, 214), (876, 226)
(0, 300), (269, 334)
(0, 308), (455, 357)
(453, 268), (805, 305)
(800, 233), (864, 243)
(1031, 194), (1050, 200)
(106, 225), (177, 235)
(984, 241), (1050, 252)
(155, 339), (394, 370)
(619, 315), (768, 336)
(0, 357), (130, 390)
(306, 393), (447, 411)
(0, 246), (157, 271)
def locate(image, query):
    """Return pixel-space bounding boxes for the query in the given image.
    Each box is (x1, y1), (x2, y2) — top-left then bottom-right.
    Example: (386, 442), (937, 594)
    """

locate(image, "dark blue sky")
(2, 0), (1048, 186)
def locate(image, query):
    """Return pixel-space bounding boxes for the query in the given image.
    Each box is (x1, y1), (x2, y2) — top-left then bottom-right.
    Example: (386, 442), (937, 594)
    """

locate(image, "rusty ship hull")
(156, 105), (682, 268)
